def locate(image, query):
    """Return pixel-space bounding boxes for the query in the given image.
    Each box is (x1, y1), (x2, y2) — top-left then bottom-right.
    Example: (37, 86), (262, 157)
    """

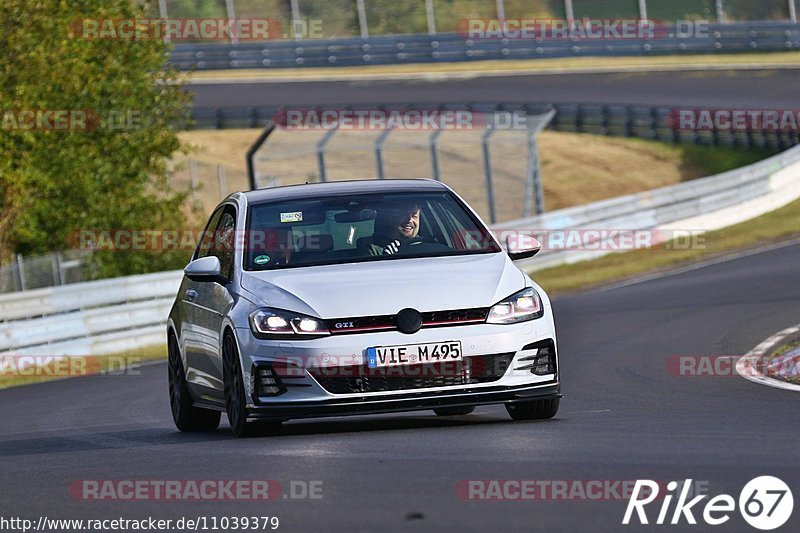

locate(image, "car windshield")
(243, 191), (501, 270)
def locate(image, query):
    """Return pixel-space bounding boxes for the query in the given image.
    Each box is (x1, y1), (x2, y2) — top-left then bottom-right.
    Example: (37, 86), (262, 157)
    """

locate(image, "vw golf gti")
(167, 179), (560, 436)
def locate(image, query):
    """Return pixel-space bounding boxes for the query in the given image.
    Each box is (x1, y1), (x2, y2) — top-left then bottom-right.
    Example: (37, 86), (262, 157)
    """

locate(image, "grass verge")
(185, 51), (800, 81)
(0, 344), (166, 390)
(530, 197), (800, 295)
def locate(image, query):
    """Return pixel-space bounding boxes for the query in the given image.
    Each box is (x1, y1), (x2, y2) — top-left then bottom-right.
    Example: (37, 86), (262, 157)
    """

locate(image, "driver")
(366, 200), (422, 256)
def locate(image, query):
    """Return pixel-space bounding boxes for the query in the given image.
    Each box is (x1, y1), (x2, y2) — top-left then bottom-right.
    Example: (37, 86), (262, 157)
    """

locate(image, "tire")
(505, 398), (560, 421)
(433, 406), (476, 416)
(168, 333), (221, 432)
(223, 333), (282, 438)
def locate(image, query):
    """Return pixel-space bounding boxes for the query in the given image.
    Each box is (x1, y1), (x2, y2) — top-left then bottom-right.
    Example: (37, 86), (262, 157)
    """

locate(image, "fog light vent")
(531, 345), (555, 376)
(252, 365), (286, 397)
(514, 340), (557, 376)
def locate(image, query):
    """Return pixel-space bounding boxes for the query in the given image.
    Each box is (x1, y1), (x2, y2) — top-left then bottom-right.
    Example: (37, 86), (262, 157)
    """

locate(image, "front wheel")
(505, 398), (559, 421)
(223, 334), (281, 437)
(168, 333), (220, 432)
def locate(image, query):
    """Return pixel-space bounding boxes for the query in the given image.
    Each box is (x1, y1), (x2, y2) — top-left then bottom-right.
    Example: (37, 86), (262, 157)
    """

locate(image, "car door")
(184, 205), (237, 400)
(180, 207), (222, 393)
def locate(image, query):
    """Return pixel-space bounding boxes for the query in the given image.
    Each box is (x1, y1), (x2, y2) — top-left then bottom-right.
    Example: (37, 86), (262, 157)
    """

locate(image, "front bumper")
(234, 308), (558, 420)
(246, 382), (561, 421)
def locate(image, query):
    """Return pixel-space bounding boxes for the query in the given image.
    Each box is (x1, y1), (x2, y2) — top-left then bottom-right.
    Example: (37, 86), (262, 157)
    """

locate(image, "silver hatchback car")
(167, 179), (560, 436)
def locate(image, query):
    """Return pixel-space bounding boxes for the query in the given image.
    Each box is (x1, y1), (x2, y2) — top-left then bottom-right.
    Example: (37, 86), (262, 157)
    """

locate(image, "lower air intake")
(309, 353), (514, 394)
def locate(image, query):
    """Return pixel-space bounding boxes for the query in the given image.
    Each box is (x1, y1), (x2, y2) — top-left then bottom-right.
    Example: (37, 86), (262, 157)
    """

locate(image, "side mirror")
(505, 234), (542, 261)
(184, 256), (222, 282)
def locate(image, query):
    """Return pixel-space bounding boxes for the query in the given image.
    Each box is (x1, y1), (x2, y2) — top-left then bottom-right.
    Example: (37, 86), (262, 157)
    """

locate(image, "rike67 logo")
(623, 477), (793, 530)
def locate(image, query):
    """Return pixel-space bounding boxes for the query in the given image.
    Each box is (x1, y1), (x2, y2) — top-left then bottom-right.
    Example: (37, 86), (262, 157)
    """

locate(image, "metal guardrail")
(3, 144), (800, 356)
(0, 271), (182, 356)
(171, 23), (800, 70)
(495, 144), (800, 270)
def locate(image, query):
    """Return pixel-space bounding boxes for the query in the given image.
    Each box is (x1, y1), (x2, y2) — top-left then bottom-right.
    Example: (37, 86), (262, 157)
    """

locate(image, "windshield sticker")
(254, 255), (271, 265)
(346, 225), (356, 245)
(280, 212), (303, 223)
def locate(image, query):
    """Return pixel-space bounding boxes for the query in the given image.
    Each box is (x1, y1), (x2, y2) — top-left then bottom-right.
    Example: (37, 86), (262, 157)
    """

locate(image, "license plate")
(366, 341), (463, 369)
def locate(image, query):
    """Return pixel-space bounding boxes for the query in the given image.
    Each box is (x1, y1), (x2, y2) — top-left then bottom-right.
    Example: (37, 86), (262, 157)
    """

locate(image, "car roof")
(240, 179), (449, 205)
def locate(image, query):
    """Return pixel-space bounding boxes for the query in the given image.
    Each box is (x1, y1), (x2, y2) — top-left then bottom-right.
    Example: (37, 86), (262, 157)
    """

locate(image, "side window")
(194, 208), (223, 260)
(211, 207), (237, 280)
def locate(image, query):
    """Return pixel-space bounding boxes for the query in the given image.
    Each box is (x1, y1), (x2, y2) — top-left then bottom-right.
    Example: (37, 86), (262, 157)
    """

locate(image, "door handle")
(185, 289), (198, 300)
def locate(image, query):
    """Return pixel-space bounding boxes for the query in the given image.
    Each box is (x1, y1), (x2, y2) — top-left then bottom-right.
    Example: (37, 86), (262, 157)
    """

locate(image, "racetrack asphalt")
(2, 241), (799, 531)
(189, 68), (800, 110)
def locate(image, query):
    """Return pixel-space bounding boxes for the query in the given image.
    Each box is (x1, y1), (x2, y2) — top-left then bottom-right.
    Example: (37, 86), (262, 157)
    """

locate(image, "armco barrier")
(494, 144), (800, 270)
(170, 23), (800, 70)
(3, 145), (800, 356)
(0, 271), (182, 356)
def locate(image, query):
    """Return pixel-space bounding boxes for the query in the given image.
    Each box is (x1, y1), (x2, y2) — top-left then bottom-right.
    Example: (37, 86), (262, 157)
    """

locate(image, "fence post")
(189, 159), (199, 206)
(290, 0), (303, 40)
(426, 0), (436, 35)
(429, 129), (444, 181)
(158, 0), (170, 43)
(482, 128), (497, 224)
(375, 126), (395, 179)
(525, 134), (544, 217)
(638, 0), (648, 21)
(715, 0), (725, 24)
(225, 0), (238, 45)
(247, 120), (276, 190)
(650, 107), (659, 140)
(496, 0), (506, 20)
(624, 106), (633, 137)
(524, 109), (555, 217)
(317, 126), (339, 182)
(51, 252), (62, 286)
(790, 0), (798, 23)
(357, 0), (369, 38)
(564, 0), (575, 20)
(218, 164), (228, 198)
(15, 253), (26, 292)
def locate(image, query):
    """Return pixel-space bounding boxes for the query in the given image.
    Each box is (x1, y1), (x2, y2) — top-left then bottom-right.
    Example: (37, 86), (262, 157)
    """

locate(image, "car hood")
(239, 253), (526, 318)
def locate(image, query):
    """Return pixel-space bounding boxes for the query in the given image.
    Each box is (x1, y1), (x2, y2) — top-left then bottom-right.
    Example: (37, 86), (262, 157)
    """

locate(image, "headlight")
(249, 308), (330, 338)
(486, 287), (544, 324)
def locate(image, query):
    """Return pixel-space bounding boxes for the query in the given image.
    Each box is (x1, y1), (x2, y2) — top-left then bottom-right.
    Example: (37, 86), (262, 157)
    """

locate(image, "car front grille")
(308, 352), (513, 394)
(326, 307), (489, 335)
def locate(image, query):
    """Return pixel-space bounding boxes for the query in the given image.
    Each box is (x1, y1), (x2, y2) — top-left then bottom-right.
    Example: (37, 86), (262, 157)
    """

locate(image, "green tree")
(0, 0), (192, 277)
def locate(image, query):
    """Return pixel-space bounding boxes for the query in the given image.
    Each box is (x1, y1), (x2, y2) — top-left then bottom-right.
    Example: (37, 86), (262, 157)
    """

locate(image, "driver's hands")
(383, 239), (401, 255)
